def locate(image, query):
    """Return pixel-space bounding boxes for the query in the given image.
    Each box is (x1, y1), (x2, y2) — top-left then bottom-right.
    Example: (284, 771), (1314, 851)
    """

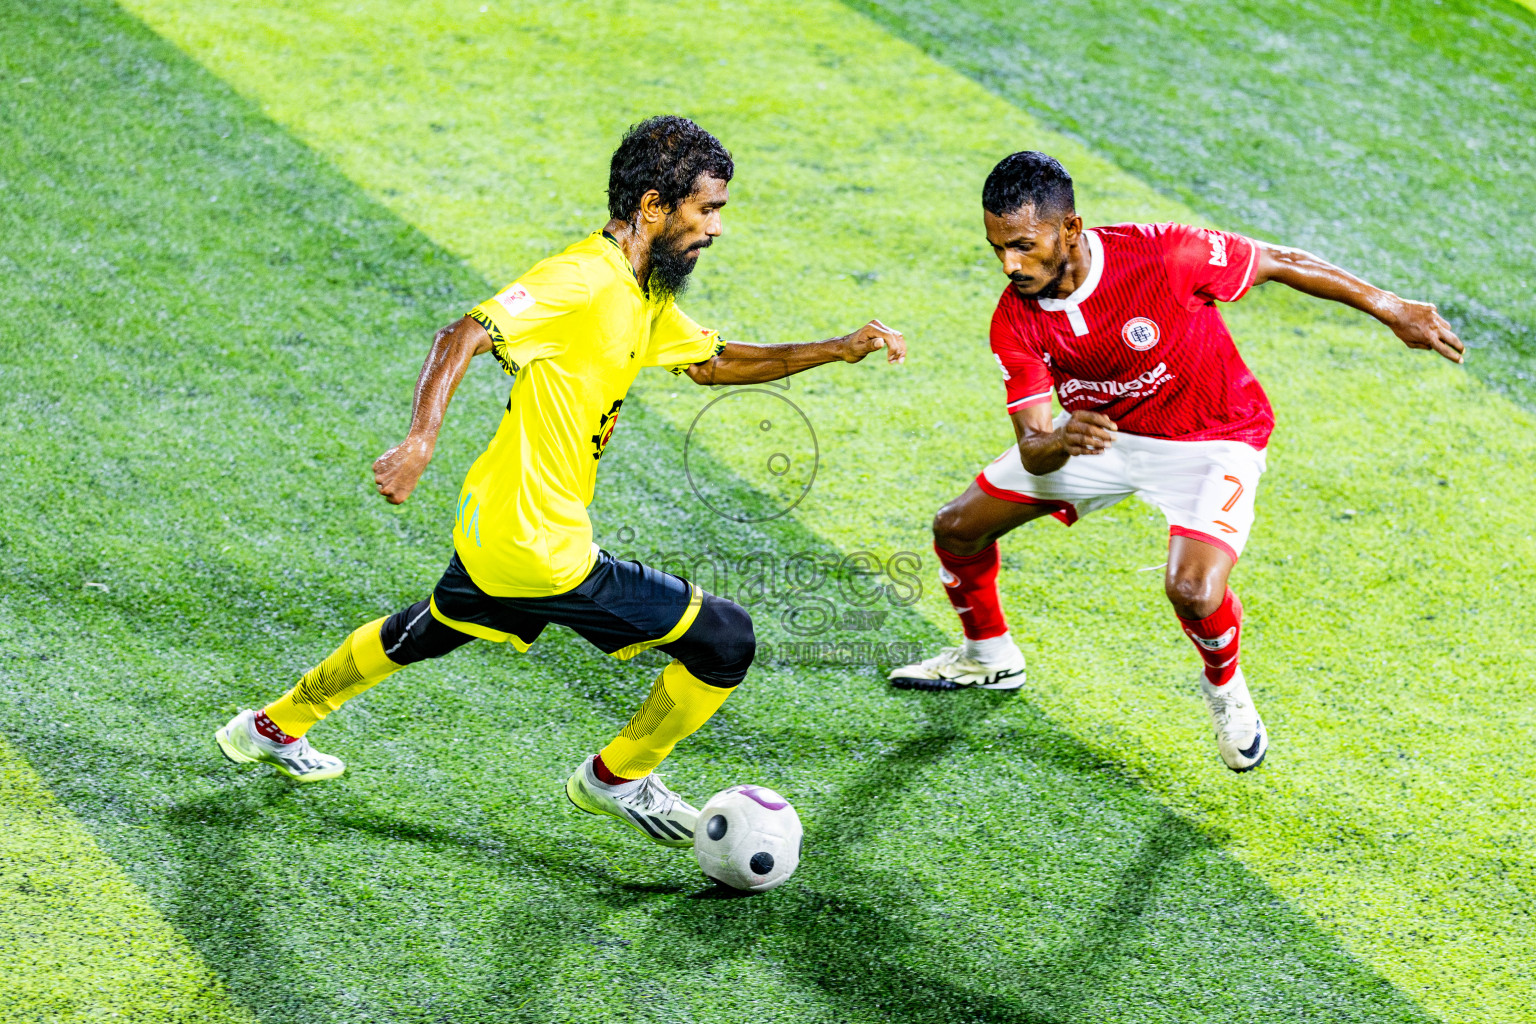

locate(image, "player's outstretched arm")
(372, 315), (492, 504)
(1251, 241), (1465, 364)
(683, 320), (906, 385)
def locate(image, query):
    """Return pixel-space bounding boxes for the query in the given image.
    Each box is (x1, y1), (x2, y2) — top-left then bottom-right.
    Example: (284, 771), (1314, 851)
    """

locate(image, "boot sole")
(889, 669), (1025, 692)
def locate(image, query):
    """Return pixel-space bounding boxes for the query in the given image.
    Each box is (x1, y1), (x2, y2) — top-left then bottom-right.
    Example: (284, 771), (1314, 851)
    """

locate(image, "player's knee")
(932, 503), (985, 555)
(665, 594), (755, 688)
(380, 600), (475, 665)
(702, 597), (756, 686)
(1165, 574), (1221, 620)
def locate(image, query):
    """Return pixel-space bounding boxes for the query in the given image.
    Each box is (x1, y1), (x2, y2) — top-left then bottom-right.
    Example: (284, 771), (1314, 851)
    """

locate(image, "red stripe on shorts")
(1169, 525), (1239, 564)
(976, 473), (1079, 526)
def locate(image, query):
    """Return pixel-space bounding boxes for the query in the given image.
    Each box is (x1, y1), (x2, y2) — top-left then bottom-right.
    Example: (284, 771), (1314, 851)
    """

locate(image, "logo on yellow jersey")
(591, 399), (624, 460)
(456, 491), (481, 547)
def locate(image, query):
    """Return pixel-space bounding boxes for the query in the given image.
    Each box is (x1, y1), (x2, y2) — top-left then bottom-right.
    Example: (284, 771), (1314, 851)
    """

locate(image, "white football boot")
(565, 757), (699, 848)
(1200, 668), (1267, 772)
(214, 709), (346, 782)
(887, 642), (1026, 691)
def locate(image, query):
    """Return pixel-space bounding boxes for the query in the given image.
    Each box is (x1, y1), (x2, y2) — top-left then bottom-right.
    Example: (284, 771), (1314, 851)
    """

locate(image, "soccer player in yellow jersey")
(216, 116), (907, 847)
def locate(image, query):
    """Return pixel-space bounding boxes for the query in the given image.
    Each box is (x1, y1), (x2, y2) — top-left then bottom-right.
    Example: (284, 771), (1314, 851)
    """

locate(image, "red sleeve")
(1148, 222), (1258, 308)
(990, 298), (1053, 413)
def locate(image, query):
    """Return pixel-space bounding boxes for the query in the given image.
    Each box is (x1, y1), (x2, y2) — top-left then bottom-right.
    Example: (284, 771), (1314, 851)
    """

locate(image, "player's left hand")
(841, 320), (907, 365)
(1387, 298), (1464, 364)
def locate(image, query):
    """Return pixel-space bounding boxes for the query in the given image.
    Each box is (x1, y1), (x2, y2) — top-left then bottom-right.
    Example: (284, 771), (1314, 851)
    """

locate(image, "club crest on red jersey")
(1121, 317), (1160, 352)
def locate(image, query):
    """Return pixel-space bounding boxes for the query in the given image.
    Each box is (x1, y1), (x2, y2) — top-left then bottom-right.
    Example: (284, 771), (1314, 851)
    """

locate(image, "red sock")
(592, 753), (634, 786)
(934, 542), (1009, 641)
(1178, 587), (1243, 685)
(253, 709), (298, 744)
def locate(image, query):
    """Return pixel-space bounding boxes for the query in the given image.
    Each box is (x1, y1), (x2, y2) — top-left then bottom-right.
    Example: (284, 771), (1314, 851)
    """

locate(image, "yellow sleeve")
(467, 255), (591, 375)
(645, 300), (724, 375)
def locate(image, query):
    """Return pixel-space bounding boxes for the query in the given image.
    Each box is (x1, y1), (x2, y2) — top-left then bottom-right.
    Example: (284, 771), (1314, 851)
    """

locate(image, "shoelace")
(258, 729), (320, 763)
(283, 737), (318, 761)
(629, 774), (681, 815)
(926, 646), (968, 670)
(1204, 688), (1249, 729)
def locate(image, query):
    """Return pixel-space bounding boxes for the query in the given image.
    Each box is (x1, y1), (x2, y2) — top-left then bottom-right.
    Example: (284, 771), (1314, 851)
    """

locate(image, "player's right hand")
(372, 436), (432, 504)
(1058, 411), (1118, 456)
(841, 320), (907, 365)
(1386, 298), (1465, 364)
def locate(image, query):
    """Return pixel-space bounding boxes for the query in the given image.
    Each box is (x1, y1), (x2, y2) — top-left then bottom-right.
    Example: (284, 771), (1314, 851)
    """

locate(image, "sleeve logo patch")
(1121, 317), (1161, 351)
(1205, 230), (1229, 267)
(494, 283), (536, 317)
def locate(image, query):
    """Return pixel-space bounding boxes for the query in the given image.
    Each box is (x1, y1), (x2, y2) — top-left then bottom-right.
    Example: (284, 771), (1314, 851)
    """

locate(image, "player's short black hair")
(607, 116), (734, 221)
(982, 151), (1075, 220)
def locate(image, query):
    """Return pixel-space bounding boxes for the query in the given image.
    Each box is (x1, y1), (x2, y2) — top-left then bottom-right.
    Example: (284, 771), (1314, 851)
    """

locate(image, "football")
(693, 784), (803, 893)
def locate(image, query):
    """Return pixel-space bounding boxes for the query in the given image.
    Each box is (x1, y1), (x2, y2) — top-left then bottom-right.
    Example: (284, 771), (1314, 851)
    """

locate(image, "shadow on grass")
(151, 679), (1428, 1023)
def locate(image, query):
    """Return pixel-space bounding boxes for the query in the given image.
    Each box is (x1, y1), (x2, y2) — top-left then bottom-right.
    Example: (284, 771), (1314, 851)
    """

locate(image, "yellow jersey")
(454, 232), (722, 597)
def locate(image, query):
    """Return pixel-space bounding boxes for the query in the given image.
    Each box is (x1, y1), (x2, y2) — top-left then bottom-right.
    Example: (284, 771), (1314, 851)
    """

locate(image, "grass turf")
(845, 0), (1536, 410)
(1, 0), (1532, 1021)
(0, 736), (256, 1024)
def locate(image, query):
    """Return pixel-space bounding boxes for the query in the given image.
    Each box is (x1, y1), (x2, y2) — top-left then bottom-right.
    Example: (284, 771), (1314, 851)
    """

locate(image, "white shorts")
(977, 420), (1267, 561)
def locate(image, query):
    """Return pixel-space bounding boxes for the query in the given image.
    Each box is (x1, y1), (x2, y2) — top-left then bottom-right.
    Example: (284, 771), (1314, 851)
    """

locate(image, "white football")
(693, 784), (802, 893)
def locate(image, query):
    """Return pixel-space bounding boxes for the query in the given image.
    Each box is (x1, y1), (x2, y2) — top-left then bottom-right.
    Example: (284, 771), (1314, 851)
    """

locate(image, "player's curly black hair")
(608, 116), (734, 221)
(982, 151), (1075, 220)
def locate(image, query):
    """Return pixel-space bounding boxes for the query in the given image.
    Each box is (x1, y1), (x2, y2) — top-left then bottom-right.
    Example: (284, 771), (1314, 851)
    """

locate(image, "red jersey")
(991, 222), (1273, 449)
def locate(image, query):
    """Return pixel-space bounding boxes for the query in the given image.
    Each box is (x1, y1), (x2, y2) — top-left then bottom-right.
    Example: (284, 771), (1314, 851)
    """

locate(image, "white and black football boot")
(887, 644), (1026, 691)
(214, 709), (346, 782)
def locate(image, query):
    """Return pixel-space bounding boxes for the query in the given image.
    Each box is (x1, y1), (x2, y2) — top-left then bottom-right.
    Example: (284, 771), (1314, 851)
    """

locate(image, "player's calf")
(565, 595), (753, 846)
(1175, 585), (1267, 771)
(1176, 585), (1243, 686)
(889, 540), (1025, 690)
(216, 602), (474, 780)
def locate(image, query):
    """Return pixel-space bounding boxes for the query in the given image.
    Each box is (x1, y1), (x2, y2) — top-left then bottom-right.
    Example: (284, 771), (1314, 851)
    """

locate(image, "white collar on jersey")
(1036, 228), (1102, 336)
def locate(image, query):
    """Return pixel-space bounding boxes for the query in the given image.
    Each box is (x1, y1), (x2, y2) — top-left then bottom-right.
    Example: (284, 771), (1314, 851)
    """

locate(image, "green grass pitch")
(1, 1), (1533, 1022)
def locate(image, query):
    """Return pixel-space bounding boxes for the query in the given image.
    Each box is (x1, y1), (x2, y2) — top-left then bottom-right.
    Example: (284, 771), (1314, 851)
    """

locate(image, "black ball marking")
(749, 851), (775, 875)
(706, 814), (728, 841)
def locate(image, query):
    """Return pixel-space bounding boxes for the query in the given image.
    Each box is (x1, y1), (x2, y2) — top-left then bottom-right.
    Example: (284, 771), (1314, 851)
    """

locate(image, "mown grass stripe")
(114, 3), (1536, 1020)
(844, 0), (1536, 410)
(3, 0), (1528, 1020)
(0, 737), (258, 1024)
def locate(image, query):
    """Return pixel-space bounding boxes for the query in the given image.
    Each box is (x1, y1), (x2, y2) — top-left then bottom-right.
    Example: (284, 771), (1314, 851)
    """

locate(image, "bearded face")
(646, 221), (712, 301)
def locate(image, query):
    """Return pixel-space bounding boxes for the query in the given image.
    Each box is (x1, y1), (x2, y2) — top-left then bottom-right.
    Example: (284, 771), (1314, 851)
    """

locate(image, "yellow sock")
(598, 660), (735, 780)
(263, 617), (402, 738)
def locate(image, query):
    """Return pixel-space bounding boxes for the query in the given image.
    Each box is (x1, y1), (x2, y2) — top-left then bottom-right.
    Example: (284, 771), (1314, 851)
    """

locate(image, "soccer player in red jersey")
(889, 151), (1464, 771)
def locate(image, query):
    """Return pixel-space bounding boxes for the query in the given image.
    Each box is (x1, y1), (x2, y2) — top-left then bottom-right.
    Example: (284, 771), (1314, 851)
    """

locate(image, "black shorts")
(428, 550), (701, 660)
